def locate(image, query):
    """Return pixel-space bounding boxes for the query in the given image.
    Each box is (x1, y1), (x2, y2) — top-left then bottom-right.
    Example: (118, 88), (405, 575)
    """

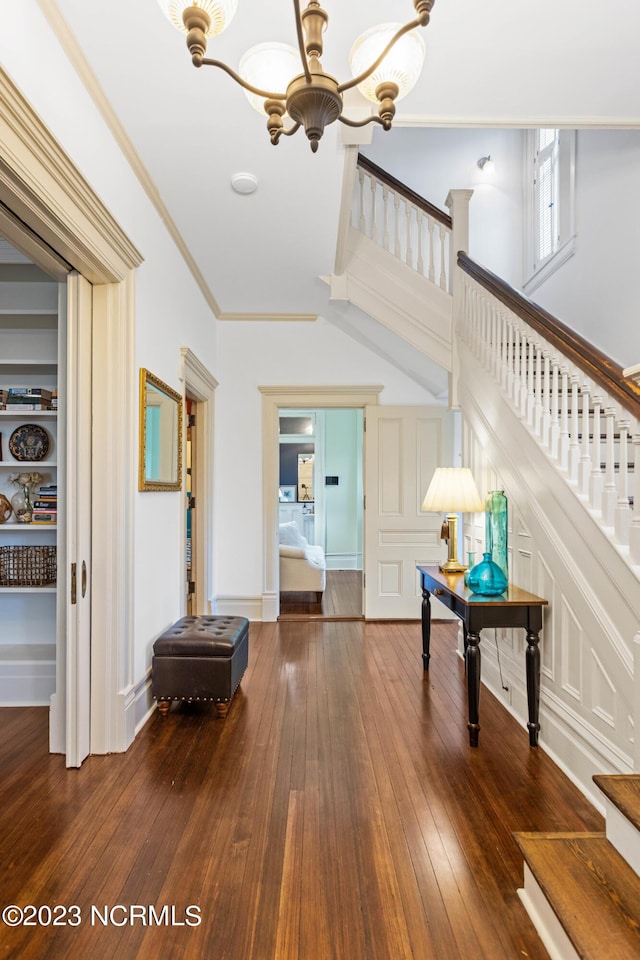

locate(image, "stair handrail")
(458, 251), (640, 420)
(357, 154), (452, 228)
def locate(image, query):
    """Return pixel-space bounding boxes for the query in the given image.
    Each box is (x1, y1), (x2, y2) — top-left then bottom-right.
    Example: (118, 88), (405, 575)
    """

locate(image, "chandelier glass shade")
(158, 0), (238, 37)
(157, 1), (435, 152)
(349, 23), (425, 104)
(238, 43), (302, 116)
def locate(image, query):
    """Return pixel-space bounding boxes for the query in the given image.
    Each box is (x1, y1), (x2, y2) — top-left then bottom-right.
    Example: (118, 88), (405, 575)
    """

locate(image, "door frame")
(0, 68), (143, 758)
(180, 348), (218, 615)
(259, 385), (382, 621)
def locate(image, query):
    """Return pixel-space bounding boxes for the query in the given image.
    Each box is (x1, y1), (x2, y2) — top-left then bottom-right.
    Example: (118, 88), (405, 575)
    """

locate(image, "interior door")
(364, 406), (453, 619)
(65, 272), (92, 767)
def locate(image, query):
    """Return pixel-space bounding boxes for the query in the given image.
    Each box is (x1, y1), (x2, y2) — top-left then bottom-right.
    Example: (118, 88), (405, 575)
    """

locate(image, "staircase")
(335, 149), (640, 956)
(516, 776), (640, 959)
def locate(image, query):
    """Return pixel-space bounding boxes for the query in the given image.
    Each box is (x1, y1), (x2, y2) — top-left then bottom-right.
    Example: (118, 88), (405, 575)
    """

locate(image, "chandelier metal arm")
(337, 17), (424, 94)
(199, 57), (287, 102)
(293, 0), (312, 84)
(338, 114), (384, 129)
(273, 122), (302, 143)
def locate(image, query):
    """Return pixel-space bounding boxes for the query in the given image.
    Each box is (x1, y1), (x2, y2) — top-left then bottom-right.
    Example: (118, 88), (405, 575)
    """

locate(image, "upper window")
(524, 128), (576, 292)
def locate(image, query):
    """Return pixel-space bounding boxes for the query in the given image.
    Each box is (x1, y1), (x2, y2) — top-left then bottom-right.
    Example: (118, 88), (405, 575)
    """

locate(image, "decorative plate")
(8, 423), (50, 462)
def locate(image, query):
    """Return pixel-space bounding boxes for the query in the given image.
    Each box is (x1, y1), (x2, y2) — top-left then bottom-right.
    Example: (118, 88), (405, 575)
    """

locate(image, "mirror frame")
(138, 368), (183, 492)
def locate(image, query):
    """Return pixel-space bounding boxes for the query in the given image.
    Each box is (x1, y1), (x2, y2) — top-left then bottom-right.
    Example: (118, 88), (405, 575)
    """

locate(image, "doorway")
(278, 408), (364, 621)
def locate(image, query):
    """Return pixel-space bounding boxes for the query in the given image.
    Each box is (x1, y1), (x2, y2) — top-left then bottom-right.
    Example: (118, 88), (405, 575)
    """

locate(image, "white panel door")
(364, 406), (453, 619)
(65, 273), (92, 767)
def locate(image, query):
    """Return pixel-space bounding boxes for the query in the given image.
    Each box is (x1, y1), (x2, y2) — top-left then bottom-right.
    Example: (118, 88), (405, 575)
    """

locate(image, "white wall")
(363, 127), (524, 287)
(214, 317), (440, 604)
(1, 1), (220, 681)
(530, 130), (640, 368)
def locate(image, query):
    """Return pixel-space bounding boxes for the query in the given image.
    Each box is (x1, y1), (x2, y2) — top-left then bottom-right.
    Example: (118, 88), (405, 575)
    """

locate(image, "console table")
(417, 565), (548, 747)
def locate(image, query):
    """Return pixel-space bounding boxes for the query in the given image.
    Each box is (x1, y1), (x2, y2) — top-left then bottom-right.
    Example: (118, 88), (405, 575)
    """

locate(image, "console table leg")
(466, 630), (481, 747)
(526, 629), (541, 747)
(421, 587), (431, 671)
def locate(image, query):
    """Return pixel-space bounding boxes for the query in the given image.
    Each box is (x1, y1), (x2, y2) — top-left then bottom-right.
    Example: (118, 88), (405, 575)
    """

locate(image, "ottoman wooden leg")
(157, 699), (172, 717)
(215, 701), (230, 719)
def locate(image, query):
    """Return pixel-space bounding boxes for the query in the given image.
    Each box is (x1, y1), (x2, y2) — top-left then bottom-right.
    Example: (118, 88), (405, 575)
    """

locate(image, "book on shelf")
(7, 387), (54, 400)
(31, 519), (57, 525)
(37, 485), (57, 493)
(3, 402), (53, 411)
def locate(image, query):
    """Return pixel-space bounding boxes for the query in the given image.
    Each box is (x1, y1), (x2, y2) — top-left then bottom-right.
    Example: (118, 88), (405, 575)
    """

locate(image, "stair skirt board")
(605, 800), (640, 876)
(518, 863), (581, 960)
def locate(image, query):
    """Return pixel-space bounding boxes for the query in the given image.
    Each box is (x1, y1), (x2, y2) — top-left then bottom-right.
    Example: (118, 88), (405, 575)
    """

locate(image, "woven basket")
(0, 545), (57, 587)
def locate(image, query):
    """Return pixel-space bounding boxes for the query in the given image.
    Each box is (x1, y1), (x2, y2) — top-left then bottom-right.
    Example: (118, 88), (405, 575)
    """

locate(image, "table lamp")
(421, 467), (484, 573)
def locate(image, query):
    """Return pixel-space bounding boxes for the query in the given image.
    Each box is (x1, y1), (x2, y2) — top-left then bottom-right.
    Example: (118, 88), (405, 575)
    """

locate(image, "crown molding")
(0, 67), (142, 283)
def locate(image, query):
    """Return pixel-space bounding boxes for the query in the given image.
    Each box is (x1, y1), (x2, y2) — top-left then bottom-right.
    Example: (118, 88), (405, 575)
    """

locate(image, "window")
(524, 128), (576, 292)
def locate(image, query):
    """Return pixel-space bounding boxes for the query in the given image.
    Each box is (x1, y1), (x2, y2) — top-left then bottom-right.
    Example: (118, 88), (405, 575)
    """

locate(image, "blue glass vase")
(467, 552), (508, 596)
(486, 490), (508, 582)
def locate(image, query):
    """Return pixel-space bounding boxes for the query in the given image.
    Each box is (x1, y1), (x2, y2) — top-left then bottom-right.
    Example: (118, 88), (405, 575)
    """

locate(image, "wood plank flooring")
(0, 621), (603, 959)
(279, 569), (362, 620)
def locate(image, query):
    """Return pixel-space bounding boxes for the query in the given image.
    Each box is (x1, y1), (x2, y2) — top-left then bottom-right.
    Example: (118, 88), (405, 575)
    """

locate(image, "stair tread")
(594, 775), (640, 831)
(515, 832), (640, 959)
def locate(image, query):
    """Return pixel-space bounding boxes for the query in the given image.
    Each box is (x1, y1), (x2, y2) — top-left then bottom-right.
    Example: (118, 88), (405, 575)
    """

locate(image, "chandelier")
(158, 1), (435, 152)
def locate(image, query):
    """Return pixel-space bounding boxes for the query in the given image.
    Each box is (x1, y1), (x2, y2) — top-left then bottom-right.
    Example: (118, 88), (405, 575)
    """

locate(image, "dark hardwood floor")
(279, 569), (362, 620)
(0, 621), (602, 958)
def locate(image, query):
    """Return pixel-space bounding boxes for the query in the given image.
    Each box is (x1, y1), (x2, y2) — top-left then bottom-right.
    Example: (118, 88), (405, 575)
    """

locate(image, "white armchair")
(279, 522), (326, 601)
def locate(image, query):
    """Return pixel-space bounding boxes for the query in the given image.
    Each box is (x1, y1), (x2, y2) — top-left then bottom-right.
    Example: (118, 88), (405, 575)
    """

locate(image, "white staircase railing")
(354, 154), (452, 292)
(458, 253), (640, 569)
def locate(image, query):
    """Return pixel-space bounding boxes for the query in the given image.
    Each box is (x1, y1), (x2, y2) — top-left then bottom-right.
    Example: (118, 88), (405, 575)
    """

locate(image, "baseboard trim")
(212, 595), (266, 621)
(0, 648), (56, 706)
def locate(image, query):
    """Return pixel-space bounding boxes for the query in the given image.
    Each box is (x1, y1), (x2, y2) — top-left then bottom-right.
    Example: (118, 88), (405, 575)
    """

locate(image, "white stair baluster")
(549, 359), (560, 460)
(559, 367), (570, 471)
(428, 217), (435, 282)
(578, 381), (592, 497)
(602, 407), (618, 527)
(416, 210), (424, 275)
(394, 192), (401, 259)
(589, 396), (604, 513)
(358, 168), (366, 234)
(405, 200), (413, 268)
(615, 419), (632, 544)
(629, 432), (640, 564)
(439, 224), (447, 290)
(541, 352), (551, 448)
(382, 185), (390, 251)
(370, 175), (378, 245)
(569, 375), (581, 484)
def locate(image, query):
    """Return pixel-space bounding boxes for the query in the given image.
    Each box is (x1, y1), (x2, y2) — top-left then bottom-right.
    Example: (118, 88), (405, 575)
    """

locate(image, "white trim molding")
(259, 386), (383, 621)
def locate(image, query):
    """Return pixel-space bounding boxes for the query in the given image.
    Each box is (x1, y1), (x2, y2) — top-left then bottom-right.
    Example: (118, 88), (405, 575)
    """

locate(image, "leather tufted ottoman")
(152, 615), (249, 718)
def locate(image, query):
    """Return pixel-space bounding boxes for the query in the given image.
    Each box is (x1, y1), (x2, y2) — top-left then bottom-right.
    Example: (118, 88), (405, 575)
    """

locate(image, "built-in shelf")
(0, 362), (57, 375)
(0, 410), (57, 419)
(0, 461), (57, 468)
(0, 586), (56, 594)
(0, 523), (56, 531)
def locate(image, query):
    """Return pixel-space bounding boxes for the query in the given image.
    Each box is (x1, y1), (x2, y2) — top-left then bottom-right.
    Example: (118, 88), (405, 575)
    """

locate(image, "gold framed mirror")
(139, 368), (183, 491)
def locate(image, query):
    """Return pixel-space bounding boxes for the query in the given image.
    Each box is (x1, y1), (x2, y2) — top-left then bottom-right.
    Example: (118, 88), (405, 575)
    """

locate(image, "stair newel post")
(589, 395), (604, 512)
(578, 380), (592, 497)
(569, 374), (581, 484)
(445, 189), (473, 408)
(629, 432), (640, 565)
(614, 418), (632, 544)
(541, 351), (551, 448)
(602, 406), (618, 527)
(549, 358), (560, 460)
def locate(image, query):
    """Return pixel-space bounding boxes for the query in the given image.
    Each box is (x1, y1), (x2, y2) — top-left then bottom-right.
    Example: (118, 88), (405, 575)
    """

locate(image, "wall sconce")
(421, 467), (484, 572)
(477, 155), (496, 176)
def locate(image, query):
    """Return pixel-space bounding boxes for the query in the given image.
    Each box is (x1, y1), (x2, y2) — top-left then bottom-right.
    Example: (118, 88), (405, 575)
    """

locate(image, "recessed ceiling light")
(231, 172), (258, 195)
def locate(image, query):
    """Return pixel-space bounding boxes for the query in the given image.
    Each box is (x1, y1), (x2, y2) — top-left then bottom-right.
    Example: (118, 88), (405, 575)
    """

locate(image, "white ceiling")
(47, 0), (640, 324)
